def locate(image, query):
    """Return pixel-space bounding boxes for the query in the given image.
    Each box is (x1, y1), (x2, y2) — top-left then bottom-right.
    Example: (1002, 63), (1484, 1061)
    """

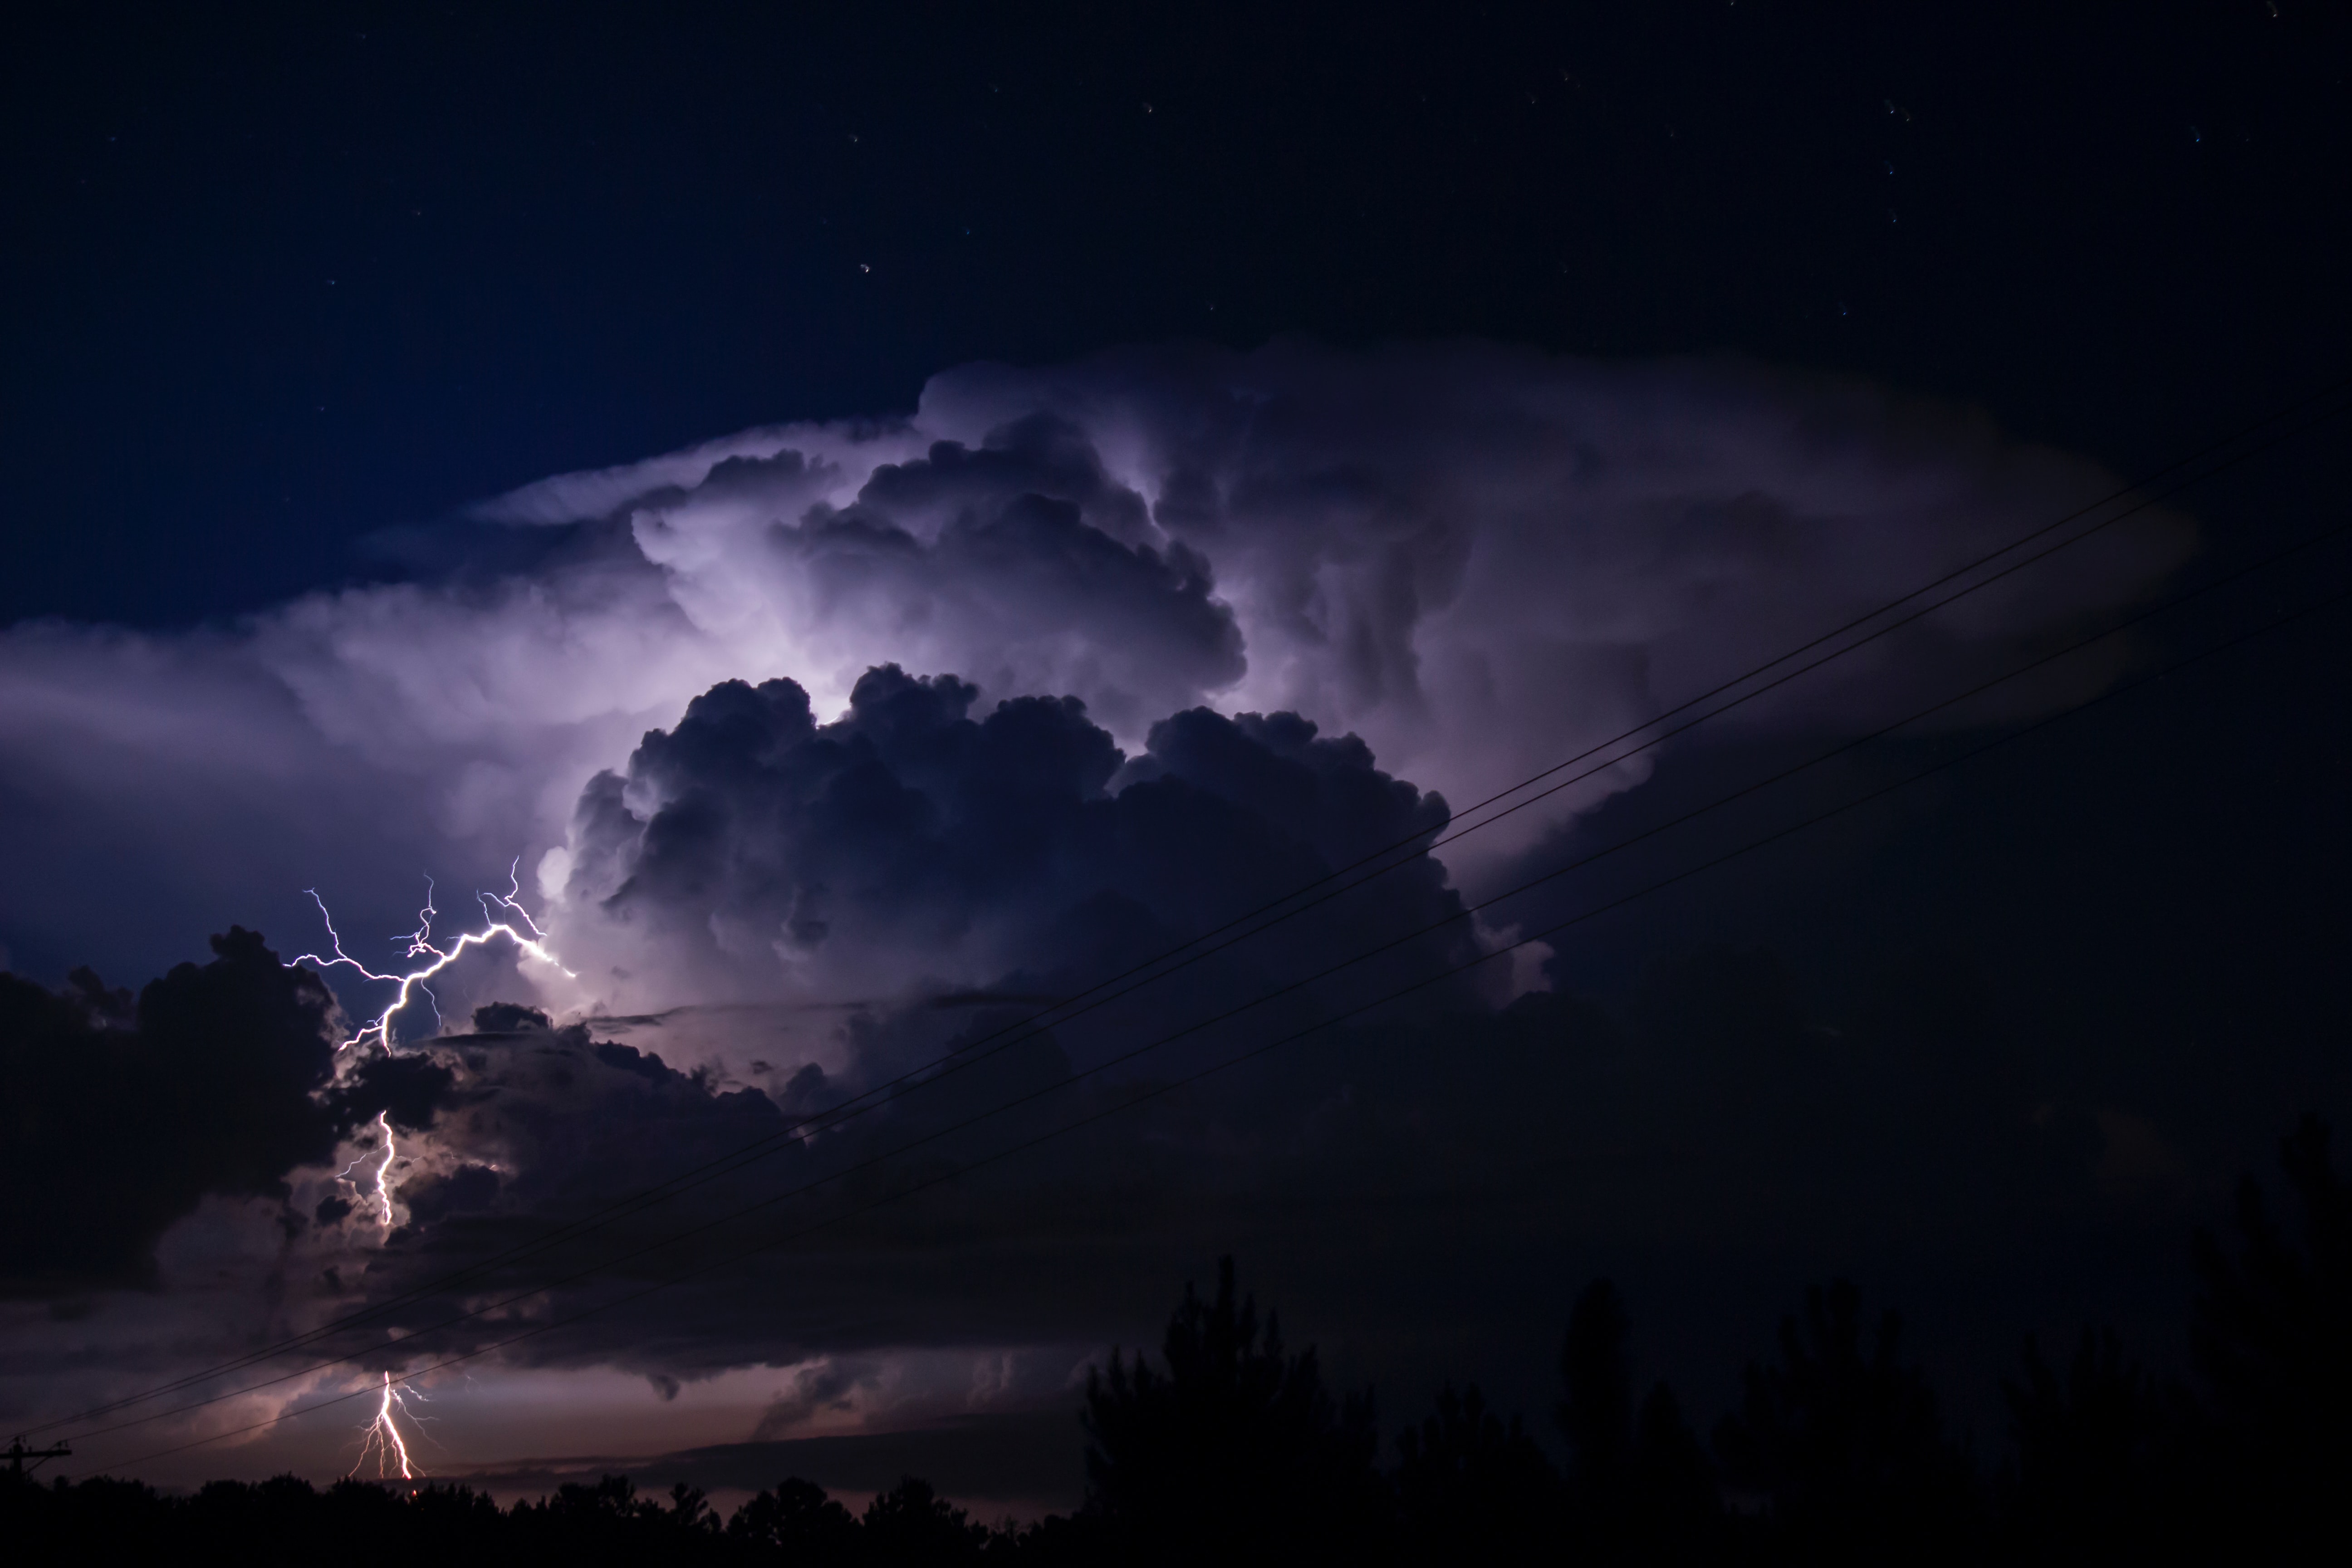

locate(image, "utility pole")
(5, 1437), (70, 1477)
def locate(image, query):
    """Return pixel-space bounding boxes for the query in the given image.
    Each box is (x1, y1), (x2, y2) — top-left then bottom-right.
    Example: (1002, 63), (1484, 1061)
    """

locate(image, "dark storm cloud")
(560, 664), (1470, 1017)
(335, 1051), (462, 1134)
(0, 930), (349, 1292)
(254, 673), (2114, 1404)
(284, 671), (1490, 1376)
(348, 1016), (794, 1272)
(314, 936), (2119, 1436)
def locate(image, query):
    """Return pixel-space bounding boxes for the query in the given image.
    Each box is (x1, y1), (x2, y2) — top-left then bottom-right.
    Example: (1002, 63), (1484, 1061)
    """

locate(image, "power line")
(28, 376), (2349, 1441)
(94, 562), (2352, 1477)
(56, 511), (2352, 1460)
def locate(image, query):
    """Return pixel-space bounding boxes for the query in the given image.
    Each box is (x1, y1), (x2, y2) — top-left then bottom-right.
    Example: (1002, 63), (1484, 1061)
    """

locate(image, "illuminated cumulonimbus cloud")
(0, 343), (2213, 1475)
(488, 341), (2188, 824)
(0, 341), (2190, 1003)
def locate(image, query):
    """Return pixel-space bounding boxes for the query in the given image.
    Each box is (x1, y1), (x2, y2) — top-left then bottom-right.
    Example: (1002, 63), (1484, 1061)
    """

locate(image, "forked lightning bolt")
(352, 1370), (427, 1482)
(292, 859), (573, 1052)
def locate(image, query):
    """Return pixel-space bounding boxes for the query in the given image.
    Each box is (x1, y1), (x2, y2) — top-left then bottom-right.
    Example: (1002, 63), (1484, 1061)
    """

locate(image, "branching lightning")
(351, 1371), (427, 1481)
(289, 872), (531, 1475)
(292, 859), (573, 1052)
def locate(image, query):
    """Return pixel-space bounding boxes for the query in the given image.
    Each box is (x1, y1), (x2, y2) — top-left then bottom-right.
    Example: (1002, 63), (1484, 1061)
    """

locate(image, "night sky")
(3, 0), (2347, 1516)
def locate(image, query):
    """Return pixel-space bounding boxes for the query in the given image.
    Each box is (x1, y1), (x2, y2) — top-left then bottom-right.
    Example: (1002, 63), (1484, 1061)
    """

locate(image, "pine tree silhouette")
(1999, 1327), (2173, 1564)
(860, 1475), (988, 1561)
(1392, 1382), (1557, 1561)
(1558, 1279), (1723, 1562)
(1713, 1279), (1978, 1566)
(725, 1476), (860, 1563)
(1081, 1256), (1379, 1565)
(2187, 1112), (2351, 1559)
(1559, 1280), (1635, 1498)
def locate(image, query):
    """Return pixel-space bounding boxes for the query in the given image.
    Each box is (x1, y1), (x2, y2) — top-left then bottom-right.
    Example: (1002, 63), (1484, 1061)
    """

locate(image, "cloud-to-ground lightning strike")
(292, 860), (573, 1052)
(351, 1371), (426, 1482)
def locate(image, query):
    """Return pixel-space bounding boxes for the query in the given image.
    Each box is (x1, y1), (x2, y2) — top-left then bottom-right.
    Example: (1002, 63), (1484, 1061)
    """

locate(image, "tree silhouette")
(1559, 1280), (1635, 1495)
(2187, 1112), (2351, 1559)
(1713, 1279), (1978, 1565)
(861, 1475), (988, 1561)
(726, 1476), (860, 1563)
(510, 1472), (732, 1564)
(1557, 1279), (1722, 1561)
(1391, 1382), (1557, 1561)
(1999, 1327), (2173, 1564)
(1081, 1256), (1379, 1564)
(1628, 1382), (1725, 1559)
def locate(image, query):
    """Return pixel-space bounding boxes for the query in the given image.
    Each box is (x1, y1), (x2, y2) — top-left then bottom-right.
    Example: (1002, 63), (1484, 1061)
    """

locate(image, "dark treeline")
(5, 1114), (2345, 1566)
